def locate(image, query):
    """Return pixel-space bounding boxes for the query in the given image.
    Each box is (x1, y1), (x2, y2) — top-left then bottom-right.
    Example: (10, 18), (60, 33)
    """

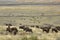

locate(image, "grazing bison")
(55, 26), (60, 31)
(19, 25), (33, 33)
(51, 26), (60, 33)
(6, 27), (18, 35)
(51, 27), (58, 33)
(10, 27), (18, 35)
(23, 27), (33, 33)
(40, 27), (51, 33)
(6, 24), (18, 35)
(40, 24), (52, 33)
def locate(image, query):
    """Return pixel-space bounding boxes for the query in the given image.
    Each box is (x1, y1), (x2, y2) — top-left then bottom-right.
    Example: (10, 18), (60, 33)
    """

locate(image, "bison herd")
(5, 24), (60, 35)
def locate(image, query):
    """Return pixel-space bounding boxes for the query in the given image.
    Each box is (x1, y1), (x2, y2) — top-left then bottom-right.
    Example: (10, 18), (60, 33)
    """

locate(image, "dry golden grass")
(0, 5), (60, 40)
(0, 26), (59, 40)
(0, 5), (60, 14)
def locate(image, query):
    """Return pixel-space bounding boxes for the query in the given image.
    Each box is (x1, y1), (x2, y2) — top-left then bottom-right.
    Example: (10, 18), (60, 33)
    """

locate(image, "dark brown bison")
(40, 27), (51, 33)
(40, 24), (52, 33)
(6, 27), (18, 35)
(51, 27), (58, 33)
(6, 24), (18, 35)
(51, 26), (60, 33)
(23, 27), (33, 33)
(55, 26), (60, 31)
(19, 25), (33, 33)
(10, 27), (18, 35)
(19, 25), (25, 29)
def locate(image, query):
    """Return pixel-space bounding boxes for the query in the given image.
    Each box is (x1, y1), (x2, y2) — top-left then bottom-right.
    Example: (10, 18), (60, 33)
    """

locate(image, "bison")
(40, 27), (51, 33)
(19, 25), (33, 33)
(51, 26), (60, 33)
(55, 26), (60, 31)
(23, 27), (33, 33)
(6, 27), (18, 35)
(6, 24), (18, 35)
(10, 27), (18, 35)
(40, 24), (52, 33)
(51, 27), (58, 33)
(19, 25), (25, 29)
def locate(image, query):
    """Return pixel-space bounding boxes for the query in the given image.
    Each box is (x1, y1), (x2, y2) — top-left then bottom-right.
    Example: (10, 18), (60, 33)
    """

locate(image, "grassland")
(0, 25), (60, 40)
(0, 5), (60, 25)
(0, 5), (60, 40)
